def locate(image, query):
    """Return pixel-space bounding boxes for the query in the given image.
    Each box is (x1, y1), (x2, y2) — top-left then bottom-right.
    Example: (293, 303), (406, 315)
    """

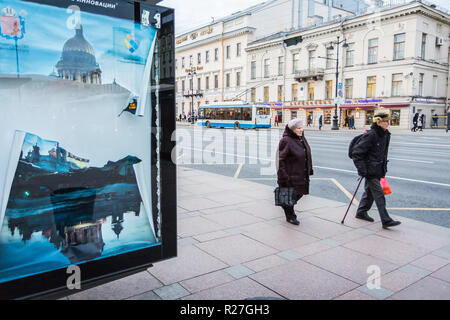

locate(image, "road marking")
(330, 178), (360, 206)
(234, 163), (244, 179)
(314, 166), (450, 188)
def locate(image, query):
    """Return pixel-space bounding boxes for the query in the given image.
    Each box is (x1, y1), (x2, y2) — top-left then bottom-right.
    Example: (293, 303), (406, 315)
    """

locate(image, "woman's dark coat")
(352, 123), (391, 179)
(277, 125), (314, 195)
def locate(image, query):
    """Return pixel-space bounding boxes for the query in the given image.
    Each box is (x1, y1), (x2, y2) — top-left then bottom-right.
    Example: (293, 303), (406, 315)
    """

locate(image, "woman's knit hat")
(288, 118), (303, 130)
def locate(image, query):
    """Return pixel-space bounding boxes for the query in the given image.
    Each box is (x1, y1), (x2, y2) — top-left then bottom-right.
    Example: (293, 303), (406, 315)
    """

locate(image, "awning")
(380, 104), (410, 108)
(340, 104), (376, 109)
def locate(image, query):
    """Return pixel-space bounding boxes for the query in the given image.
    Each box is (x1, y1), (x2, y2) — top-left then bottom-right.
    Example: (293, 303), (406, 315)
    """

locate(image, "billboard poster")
(0, 0), (176, 299)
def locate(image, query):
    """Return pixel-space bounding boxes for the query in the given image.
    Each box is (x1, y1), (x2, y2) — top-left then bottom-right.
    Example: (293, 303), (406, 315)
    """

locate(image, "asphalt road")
(176, 125), (450, 228)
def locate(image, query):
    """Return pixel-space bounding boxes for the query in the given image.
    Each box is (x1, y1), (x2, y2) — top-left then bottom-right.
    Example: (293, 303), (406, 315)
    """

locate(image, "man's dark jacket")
(352, 123), (390, 178)
(277, 125), (314, 195)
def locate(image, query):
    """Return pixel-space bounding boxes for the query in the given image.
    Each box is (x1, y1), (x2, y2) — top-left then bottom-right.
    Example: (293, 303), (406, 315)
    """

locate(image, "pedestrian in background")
(412, 112), (419, 132)
(345, 115), (349, 128)
(274, 113), (278, 127)
(318, 115), (323, 131)
(418, 114), (424, 131)
(277, 119), (314, 225)
(351, 112), (401, 229)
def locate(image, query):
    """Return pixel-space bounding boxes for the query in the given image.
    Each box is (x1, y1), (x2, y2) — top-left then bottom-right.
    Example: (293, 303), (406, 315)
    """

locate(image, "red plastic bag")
(380, 178), (392, 195)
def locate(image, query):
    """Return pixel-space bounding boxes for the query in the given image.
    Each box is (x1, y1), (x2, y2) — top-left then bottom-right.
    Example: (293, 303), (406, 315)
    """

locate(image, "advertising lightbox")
(0, 0), (176, 299)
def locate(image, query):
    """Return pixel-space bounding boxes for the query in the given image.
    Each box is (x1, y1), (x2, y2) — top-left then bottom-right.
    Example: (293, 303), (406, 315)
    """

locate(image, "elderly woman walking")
(276, 119), (314, 225)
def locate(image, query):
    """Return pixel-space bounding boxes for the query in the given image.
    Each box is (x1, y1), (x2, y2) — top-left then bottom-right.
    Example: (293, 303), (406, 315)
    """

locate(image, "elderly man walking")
(351, 112), (401, 229)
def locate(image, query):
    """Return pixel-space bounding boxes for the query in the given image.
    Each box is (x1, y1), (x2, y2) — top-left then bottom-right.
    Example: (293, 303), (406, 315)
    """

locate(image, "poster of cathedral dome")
(0, 0), (176, 299)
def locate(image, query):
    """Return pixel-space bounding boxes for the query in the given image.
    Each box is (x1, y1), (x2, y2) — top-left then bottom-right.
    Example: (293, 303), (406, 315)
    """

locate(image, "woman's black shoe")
(287, 218), (300, 225)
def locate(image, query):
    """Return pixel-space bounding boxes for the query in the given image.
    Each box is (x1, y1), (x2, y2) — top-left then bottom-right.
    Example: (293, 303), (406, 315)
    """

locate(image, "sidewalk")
(63, 167), (450, 300)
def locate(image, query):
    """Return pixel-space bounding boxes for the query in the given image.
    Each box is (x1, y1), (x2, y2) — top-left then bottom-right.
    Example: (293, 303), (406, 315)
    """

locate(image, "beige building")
(174, 0), (360, 117)
(246, 1), (450, 129)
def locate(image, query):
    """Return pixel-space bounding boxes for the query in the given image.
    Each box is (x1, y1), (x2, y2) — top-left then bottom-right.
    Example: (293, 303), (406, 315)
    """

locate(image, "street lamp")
(183, 65), (203, 124)
(319, 36), (348, 130)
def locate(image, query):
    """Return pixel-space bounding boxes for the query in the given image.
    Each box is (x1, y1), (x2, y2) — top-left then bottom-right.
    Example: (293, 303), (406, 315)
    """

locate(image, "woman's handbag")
(274, 187), (298, 206)
(380, 178), (392, 195)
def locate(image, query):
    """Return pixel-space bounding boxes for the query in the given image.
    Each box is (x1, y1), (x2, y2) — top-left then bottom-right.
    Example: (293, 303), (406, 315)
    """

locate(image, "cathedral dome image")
(56, 25), (102, 84)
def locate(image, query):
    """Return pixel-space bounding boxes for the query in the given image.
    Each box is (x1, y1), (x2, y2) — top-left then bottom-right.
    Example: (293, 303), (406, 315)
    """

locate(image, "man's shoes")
(355, 213), (375, 222)
(382, 220), (401, 229)
(286, 218), (300, 225)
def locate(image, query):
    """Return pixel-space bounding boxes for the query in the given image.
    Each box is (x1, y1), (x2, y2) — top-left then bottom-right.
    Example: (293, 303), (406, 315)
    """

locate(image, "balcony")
(294, 68), (325, 82)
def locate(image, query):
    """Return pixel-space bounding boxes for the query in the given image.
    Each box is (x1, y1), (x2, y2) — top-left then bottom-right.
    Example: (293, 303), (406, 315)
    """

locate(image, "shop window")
(365, 110), (374, 125)
(324, 110), (332, 124)
(390, 110), (400, 126)
(291, 111), (297, 119)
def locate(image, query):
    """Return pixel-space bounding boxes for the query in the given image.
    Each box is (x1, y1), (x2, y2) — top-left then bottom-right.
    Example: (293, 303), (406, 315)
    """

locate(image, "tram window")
(198, 109), (205, 119)
(242, 107), (252, 121)
(234, 108), (242, 120)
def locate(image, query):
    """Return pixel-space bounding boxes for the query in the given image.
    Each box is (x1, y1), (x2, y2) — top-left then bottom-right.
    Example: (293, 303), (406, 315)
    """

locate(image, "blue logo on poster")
(125, 34), (140, 53)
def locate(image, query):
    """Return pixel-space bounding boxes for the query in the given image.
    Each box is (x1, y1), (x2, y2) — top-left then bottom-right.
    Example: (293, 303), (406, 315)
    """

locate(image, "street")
(176, 125), (450, 228)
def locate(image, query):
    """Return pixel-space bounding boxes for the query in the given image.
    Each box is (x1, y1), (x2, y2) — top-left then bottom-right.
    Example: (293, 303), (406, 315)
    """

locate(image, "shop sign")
(345, 98), (382, 104)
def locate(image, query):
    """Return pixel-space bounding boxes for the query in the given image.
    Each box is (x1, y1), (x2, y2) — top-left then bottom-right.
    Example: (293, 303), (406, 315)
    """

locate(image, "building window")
(418, 73), (424, 96)
(251, 87), (256, 102)
(326, 47), (334, 69)
(278, 56), (284, 76)
(345, 78), (353, 99)
(236, 43), (241, 57)
(292, 53), (299, 73)
(421, 33), (426, 59)
(367, 76), (376, 98)
(251, 61), (256, 80)
(236, 71), (241, 87)
(198, 77), (201, 90)
(325, 80), (333, 99)
(205, 76), (210, 90)
(366, 110), (374, 125)
(197, 53), (201, 64)
(391, 73), (403, 97)
(291, 111), (297, 119)
(390, 110), (401, 126)
(189, 55), (193, 65)
(308, 50), (316, 70)
(226, 73), (230, 88)
(264, 58), (270, 78)
(368, 38), (378, 64)
(278, 85), (283, 102)
(345, 43), (354, 67)
(324, 110), (331, 124)
(393, 33), (405, 60)
(182, 80), (185, 92)
(226, 45), (231, 59)
(308, 82), (314, 100)
(264, 86), (269, 102)
(189, 78), (193, 90)
(205, 50), (210, 63)
(214, 48), (219, 61)
(175, 58), (177, 70)
(182, 57), (185, 68)
(214, 74), (219, 89)
(292, 83), (298, 101)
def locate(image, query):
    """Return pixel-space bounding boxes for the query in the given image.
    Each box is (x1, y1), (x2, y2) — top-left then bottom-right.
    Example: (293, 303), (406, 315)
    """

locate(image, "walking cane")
(341, 177), (364, 224)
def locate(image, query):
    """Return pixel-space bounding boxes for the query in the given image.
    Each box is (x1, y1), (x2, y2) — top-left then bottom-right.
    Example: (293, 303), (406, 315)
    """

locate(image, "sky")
(159, 0), (450, 36)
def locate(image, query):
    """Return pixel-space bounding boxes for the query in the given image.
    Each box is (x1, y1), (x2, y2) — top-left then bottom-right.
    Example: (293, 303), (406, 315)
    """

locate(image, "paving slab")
(333, 289), (377, 300)
(177, 216), (224, 237)
(344, 234), (430, 265)
(430, 264), (450, 283)
(178, 197), (223, 212)
(179, 271), (235, 294)
(203, 210), (264, 229)
(195, 234), (278, 266)
(148, 245), (227, 285)
(243, 255), (289, 273)
(154, 283), (191, 300)
(379, 269), (423, 292)
(303, 246), (398, 285)
(182, 277), (283, 300)
(249, 259), (359, 300)
(242, 224), (319, 251)
(390, 276), (450, 300)
(410, 254), (449, 272)
(67, 271), (163, 300)
(289, 216), (353, 239)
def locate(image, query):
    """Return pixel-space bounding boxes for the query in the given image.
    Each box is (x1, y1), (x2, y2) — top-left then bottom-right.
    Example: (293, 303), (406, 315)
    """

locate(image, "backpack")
(348, 133), (364, 159)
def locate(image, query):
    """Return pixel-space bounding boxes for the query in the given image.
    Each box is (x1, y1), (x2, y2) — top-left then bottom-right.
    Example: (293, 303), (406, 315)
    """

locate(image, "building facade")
(174, 0), (361, 117)
(246, 1), (450, 129)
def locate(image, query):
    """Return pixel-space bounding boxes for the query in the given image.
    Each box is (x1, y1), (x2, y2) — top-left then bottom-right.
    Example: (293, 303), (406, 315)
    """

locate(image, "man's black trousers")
(356, 178), (393, 224)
